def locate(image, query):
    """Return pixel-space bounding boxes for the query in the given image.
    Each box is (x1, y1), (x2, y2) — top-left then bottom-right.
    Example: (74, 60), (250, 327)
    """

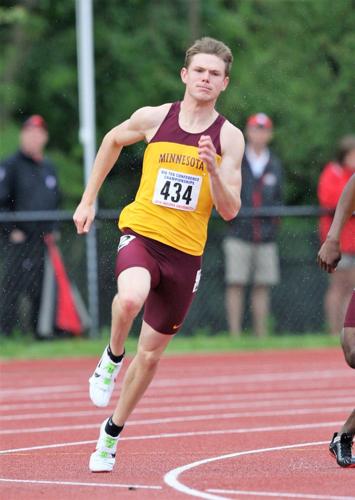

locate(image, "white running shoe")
(89, 418), (119, 472)
(89, 346), (123, 407)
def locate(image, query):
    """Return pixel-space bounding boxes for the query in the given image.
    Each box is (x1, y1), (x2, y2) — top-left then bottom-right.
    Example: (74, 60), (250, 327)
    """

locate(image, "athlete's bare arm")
(317, 174), (355, 273)
(198, 121), (244, 221)
(73, 104), (171, 234)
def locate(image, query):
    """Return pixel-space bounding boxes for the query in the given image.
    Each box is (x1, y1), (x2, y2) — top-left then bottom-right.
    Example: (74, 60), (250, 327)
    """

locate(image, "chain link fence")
(0, 207), (330, 337)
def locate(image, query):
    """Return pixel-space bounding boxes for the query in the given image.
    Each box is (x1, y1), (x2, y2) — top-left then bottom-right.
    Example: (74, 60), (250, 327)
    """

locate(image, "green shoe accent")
(104, 436), (117, 449)
(106, 363), (116, 374)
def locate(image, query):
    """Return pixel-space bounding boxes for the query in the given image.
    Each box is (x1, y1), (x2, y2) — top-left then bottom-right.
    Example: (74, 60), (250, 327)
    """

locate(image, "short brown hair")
(185, 37), (233, 77)
(336, 134), (355, 164)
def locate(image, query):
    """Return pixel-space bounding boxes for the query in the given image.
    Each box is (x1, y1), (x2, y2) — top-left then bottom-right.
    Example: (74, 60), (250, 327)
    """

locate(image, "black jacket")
(0, 151), (60, 236)
(228, 150), (283, 243)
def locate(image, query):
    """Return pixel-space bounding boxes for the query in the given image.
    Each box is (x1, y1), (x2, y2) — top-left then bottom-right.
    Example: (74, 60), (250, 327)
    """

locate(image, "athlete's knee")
(137, 347), (162, 371)
(113, 292), (143, 319)
(342, 327), (355, 369)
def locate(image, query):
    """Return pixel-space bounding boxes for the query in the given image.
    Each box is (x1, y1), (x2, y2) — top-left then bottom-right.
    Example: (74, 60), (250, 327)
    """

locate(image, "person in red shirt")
(318, 135), (355, 335)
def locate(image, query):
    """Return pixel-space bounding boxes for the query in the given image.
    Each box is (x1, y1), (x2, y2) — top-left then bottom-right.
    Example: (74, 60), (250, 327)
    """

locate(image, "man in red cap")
(223, 112), (283, 337)
(0, 115), (61, 338)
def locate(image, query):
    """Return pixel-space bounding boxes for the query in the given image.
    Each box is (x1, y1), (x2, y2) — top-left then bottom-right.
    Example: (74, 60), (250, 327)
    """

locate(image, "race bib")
(152, 169), (202, 211)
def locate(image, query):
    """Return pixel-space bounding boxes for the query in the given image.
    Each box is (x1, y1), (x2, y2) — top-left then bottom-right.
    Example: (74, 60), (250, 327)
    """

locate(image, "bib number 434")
(160, 181), (192, 205)
(152, 169), (202, 211)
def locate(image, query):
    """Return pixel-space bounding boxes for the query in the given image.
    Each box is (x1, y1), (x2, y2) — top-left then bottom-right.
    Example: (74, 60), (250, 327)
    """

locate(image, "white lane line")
(164, 440), (329, 500)
(0, 395), (353, 422)
(0, 392), (88, 404)
(151, 369), (352, 388)
(0, 420), (342, 455)
(0, 369), (351, 397)
(1, 400), (92, 412)
(0, 406), (350, 436)
(0, 387), (352, 412)
(207, 489), (355, 500)
(1, 378), (351, 405)
(1, 395), (353, 422)
(0, 385), (83, 396)
(0, 478), (162, 490)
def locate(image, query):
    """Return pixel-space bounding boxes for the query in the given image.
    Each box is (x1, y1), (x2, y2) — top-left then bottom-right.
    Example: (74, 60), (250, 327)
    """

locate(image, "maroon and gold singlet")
(119, 101), (226, 256)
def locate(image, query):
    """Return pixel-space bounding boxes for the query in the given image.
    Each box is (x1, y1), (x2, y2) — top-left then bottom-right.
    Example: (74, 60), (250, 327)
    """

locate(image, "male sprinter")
(317, 174), (355, 467)
(73, 37), (244, 472)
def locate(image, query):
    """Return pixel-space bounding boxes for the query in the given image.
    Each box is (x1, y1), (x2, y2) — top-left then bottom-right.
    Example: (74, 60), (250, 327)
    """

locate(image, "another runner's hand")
(317, 238), (341, 273)
(198, 135), (218, 176)
(73, 202), (96, 234)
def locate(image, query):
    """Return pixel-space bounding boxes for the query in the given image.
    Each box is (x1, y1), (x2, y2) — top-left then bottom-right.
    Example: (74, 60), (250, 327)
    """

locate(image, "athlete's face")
(181, 53), (229, 102)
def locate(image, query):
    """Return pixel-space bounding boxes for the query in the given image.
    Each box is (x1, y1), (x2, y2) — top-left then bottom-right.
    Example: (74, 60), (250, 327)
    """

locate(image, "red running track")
(0, 348), (354, 500)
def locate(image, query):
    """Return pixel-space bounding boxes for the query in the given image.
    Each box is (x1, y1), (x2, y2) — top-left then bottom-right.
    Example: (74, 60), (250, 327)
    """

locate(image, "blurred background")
(1, 0), (355, 339)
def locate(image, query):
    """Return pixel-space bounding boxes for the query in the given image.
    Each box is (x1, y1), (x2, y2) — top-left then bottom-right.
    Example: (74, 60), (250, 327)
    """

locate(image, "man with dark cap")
(223, 113), (283, 337)
(0, 115), (60, 337)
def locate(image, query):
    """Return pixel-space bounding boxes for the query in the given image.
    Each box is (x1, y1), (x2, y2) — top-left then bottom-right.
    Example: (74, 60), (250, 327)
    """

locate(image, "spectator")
(0, 115), (61, 337)
(317, 134), (355, 336)
(223, 113), (283, 337)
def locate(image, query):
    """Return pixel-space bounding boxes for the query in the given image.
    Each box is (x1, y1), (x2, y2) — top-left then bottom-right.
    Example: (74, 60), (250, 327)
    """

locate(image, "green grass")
(0, 330), (340, 360)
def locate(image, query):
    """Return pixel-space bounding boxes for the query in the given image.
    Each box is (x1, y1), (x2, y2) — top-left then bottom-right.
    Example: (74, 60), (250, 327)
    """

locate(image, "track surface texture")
(1, 348), (354, 499)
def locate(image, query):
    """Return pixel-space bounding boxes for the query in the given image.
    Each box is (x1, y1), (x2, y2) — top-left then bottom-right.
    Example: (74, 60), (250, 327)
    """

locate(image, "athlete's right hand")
(73, 202), (96, 234)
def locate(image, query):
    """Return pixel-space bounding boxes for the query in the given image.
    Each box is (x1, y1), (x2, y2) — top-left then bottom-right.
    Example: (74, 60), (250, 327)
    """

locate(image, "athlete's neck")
(179, 97), (218, 134)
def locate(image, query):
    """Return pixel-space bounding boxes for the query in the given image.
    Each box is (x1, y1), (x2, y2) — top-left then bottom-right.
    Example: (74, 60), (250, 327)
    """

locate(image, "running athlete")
(317, 174), (355, 468)
(73, 37), (244, 472)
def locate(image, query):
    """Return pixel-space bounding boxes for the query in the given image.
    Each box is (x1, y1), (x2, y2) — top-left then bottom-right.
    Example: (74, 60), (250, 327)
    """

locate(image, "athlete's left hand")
(317, 238), (341, 273)
(198, 135), (218, 177)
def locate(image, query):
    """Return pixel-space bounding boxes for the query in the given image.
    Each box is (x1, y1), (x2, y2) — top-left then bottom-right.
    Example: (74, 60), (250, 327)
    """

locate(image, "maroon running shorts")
(344, 290), (355, 328)
(115, 229), (202, 334)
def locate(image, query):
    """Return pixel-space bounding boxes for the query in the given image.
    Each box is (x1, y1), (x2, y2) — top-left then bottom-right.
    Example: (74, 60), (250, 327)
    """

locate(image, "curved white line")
(164, 440), (327, 500)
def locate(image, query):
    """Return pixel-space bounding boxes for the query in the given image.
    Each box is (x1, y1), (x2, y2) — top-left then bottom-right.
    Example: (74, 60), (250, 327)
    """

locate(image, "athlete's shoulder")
(220, 119), (245, 152)
(129, 103), (173, 132)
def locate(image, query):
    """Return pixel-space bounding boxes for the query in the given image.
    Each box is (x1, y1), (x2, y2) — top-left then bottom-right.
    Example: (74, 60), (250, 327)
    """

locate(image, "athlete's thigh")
(341, 290), (355, 367)
(341, 327), (355, 367)
(117, 267), (151, 305)
(344, 290), (355, 328)
(115, 233), (160, 287)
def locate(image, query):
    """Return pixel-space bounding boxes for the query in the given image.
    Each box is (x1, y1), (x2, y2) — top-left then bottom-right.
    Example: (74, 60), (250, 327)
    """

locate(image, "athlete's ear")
(222, 76), (230, 91)
(181, 67), (188, 84)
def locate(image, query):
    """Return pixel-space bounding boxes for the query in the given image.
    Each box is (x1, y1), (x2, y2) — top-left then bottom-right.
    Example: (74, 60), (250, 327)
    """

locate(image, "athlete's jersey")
(119, 101), (226, 255)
